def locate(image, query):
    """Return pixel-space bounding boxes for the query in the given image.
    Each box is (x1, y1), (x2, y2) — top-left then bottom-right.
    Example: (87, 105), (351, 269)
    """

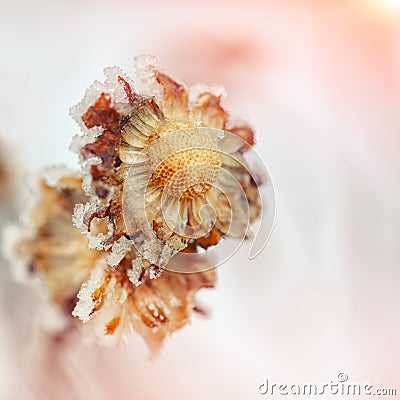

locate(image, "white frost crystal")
(106, 236), (132, 267)
(127, 257), (143, 286)
(72, 261), (105, 323)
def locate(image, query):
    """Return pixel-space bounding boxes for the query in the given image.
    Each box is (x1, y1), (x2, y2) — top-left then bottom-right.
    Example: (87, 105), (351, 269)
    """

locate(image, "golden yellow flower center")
(150, 148), (222, 199)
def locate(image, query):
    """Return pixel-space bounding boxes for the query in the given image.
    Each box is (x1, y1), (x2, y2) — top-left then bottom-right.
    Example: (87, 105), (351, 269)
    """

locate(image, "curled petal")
(156, 71), (189, 118)
(191, 93), (228, 129)
(73, 261), (216, 352)
(228, 124), (255, 147)
(131, 268), (216, 352)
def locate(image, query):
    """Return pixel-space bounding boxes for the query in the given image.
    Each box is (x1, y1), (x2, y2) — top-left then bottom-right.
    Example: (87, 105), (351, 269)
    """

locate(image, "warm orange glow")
(353, 0), (400, 19)
(368, 0), (400, 12)
(381, 0), (400, 7)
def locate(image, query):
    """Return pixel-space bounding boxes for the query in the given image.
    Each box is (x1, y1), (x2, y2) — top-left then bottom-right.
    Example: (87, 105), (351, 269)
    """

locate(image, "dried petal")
(156, 71), (189, 118)
(228, 124), (255, 147)
(191, 92), (228, 129)
(74, 260), (216, 351)
(18, 174), (101, 312)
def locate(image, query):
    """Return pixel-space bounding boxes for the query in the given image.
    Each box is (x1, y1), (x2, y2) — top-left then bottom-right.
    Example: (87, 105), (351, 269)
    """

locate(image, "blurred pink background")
(1, 0), (400, 399)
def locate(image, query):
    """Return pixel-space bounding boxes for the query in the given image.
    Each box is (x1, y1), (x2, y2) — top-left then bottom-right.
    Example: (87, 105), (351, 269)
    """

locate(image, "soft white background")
(0, 0), (399, 399)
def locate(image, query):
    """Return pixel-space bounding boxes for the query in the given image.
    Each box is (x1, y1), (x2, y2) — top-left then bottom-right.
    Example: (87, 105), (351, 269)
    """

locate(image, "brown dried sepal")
(81, 93), (121, 134)
(84, 129), (121, 172)
(80, 93), (128, 238)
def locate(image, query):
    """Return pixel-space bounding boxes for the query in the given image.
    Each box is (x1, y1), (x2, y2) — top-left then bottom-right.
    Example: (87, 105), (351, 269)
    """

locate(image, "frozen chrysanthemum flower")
(3, 56), (267, 351)
(13, 169), (216, 350)
(71, 57), (262, 283)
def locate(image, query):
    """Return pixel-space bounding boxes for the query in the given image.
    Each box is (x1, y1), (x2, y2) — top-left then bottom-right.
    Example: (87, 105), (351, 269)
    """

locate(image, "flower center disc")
(151, 148), (221, 199)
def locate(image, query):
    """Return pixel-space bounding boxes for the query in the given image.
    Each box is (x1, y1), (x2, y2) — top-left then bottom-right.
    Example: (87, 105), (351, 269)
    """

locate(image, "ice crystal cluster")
(12, 56), (262, 349)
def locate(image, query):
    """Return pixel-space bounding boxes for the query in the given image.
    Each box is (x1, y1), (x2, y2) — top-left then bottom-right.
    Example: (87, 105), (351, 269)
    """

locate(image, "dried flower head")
(71, 57), (262, 284)
(15, 169), (216, 351)
(6, 56), (270, 350)
(19, 173), (96, 312)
